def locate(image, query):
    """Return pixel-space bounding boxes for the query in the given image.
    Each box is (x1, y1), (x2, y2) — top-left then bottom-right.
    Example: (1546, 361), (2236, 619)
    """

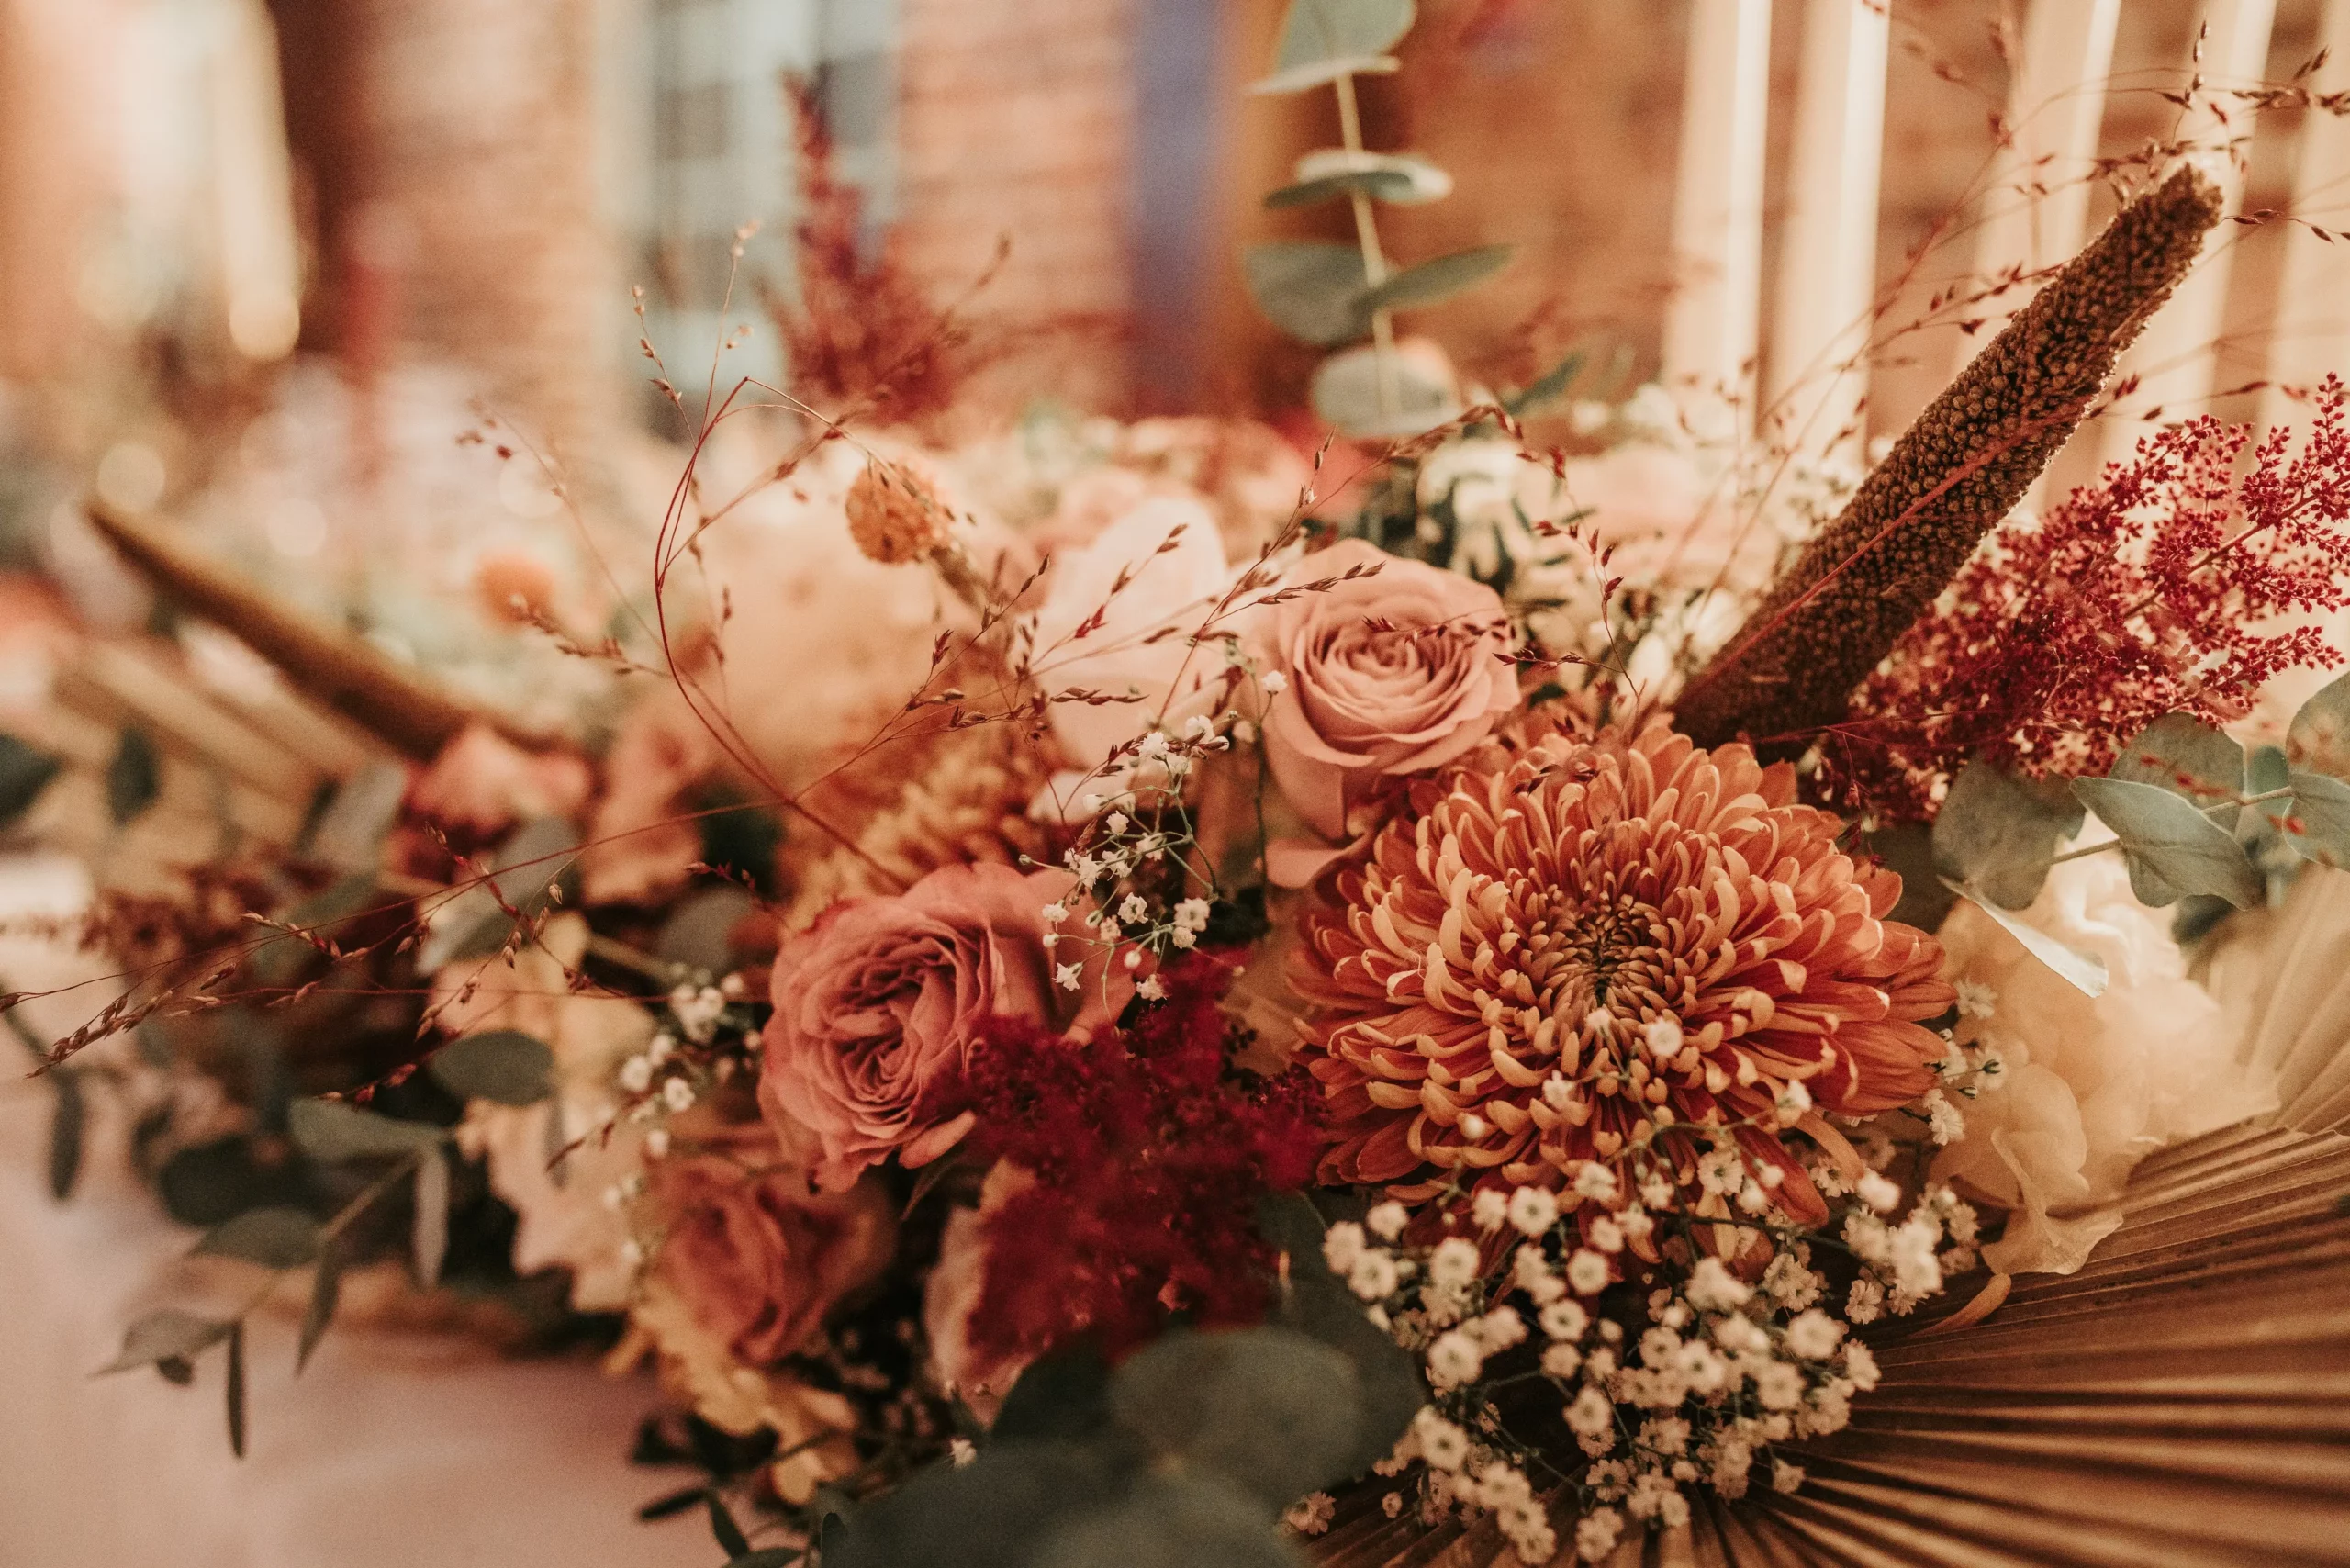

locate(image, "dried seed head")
(1676, 164), (2225, 755)
(845, 459), (952, 565)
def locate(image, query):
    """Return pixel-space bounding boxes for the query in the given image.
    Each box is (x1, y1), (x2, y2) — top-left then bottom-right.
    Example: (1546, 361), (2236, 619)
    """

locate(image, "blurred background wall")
(0, 0), (2344, 529)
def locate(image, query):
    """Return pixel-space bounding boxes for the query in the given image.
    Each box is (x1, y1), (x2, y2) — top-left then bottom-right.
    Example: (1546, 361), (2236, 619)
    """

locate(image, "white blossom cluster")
(602, 975), (754, 1196)
(1324, 1161), (1975, 1563)
(1042, 713), (1241, 1001)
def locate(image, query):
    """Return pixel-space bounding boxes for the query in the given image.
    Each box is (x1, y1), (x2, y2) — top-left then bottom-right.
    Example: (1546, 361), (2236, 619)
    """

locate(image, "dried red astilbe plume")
(957, 955), (1321, 1368)
(774, 79), (970, 423)
(1292, 717), (1953, 1238)
(1830, 375), (2350, 818)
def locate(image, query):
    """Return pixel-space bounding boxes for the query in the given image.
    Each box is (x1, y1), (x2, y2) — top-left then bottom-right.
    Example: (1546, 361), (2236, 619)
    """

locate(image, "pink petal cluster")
(1252, 538), (1520, 841)
(758, 863), (1073, 1191)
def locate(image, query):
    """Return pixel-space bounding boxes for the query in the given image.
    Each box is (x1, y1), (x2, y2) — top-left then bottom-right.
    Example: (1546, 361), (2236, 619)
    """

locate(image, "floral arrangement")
(10, 8), (2350, 1568)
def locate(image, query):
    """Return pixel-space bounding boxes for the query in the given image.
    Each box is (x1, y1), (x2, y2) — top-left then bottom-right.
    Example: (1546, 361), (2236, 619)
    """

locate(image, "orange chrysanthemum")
(1292, 717), (1953, 1230)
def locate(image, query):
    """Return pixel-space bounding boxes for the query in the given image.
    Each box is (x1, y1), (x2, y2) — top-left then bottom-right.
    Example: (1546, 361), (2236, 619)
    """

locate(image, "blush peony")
(759, 862), (1074, 1190)
(1292, 718), (1953, 1229)
(1251, 538), (1520, 844)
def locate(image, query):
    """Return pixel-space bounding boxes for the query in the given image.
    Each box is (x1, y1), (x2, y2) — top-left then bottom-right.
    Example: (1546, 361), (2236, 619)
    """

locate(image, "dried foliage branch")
(1674, 165), (2226, 756)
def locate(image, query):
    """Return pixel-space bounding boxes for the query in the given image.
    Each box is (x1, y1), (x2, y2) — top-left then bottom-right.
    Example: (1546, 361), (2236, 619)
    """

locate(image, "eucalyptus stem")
(2042, 783), (2293, 868)
(1331, 70), (1399, 418)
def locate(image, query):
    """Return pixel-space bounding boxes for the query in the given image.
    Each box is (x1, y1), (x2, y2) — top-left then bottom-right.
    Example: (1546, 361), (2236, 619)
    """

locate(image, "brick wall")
(892, 0), (1136, 416)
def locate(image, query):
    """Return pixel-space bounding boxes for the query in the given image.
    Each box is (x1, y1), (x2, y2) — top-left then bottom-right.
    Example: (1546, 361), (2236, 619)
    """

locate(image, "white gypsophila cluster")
(1040, 675), (1268, 1000)
(600, 974), (759, 1252)
(1322, 1167), (1965, 1563)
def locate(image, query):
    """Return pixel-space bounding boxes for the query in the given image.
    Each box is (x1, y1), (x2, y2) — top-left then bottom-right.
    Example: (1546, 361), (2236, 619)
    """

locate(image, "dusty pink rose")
(1251, 538), (1520, 841)
(648, 1156), (896, 1364)
(580, 692), (723, 906)
(760, 863), (1077, 1191)
(408, 723), (592, 840)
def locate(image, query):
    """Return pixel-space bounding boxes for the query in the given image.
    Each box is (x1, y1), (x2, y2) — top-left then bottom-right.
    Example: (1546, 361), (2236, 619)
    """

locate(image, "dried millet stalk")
(1675, 164), (2225, 756)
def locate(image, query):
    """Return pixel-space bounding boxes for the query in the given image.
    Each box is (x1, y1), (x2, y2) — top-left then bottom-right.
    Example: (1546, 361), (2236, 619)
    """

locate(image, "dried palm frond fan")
(1312, 165), (2350, 1567)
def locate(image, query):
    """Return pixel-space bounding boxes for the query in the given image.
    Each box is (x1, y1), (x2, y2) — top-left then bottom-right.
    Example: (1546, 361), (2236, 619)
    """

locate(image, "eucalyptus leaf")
(308, 761), (410, 873)
(1242, 242), (1371, 347)
(428, 1030), (554, 1106)
(1502, 348), (1589, 416)
(106, 726), (162, 825)
(2074, 777), (2263, 908)
(298, 1237), (342, 1372)
(1355, 244), (1513, 313)
(2288, 668), (2350, 778)
(1931, 761), (2083, 909)
(252, 873), (379, 989)
(415, 816), (580, 972)
(1034, 1474), (1297, 1568)
(412, 1146), (451, 1289)
(2246, 745), (2294, 834)
(195, 1205), (323, 1269)
(823, 1442), (1130, 1568)
(98, 1308), (233, 1374)
(722, 1553), (804, 1568)
(0, 733), (62, 827)
(2108, 713), (2244, 806)
(288, 1097), (444, 1162)
(655, 885), (759, 973)
(2280, 770), (2350, 869)
(1942, 879), (2109, 996)
(1112, 1327), (1362, 1509)
(1310, 341), (1461, 438)
(226, 1320), (247, 1458)
(707, 1491), (753, 1559)
(1253, 0), (1415, 94)
(1269, 151), (1449, 209)
(49, 1070), (83, 1200)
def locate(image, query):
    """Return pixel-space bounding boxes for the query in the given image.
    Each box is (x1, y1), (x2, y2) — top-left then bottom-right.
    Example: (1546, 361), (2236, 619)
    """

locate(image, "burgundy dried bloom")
(1830, 376), (2350, 817)
(956, 956), (1322, 1367)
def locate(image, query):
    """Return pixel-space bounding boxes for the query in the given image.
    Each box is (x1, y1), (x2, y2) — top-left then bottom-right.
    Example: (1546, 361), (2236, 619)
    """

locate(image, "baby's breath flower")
(617, 1055), (653, 1093)
(1506, 1184), (1559, 1237)
(661, 1076), (696, 1113)
(1565, 1249), (1610, 1294)
(1366, 1200), (1409, 1241)
(1429, 1236), (1481, 1288)
(1472, 1187), (1510, 1231)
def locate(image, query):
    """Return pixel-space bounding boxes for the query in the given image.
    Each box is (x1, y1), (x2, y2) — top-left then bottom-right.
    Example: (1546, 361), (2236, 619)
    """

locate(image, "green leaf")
(2074, 777), (2263, 908)
(1931, 760), (2083, 909)
(822, 1443), (1130, 1568)
(1942, 879), (2109, 996)
(1309, 342), (1461, 438)
(2288, 668), (2350, 778)
(2108, 713), (2244, 806)
(1502, 347), (1589, 416)
(723, 1553), (804, 1568)
(1860, 821), (1959, 933)
(298, 1238), (342, 1372)
(991, 1344), (1113, 1444)
(2246, 745), (2294, 835)
(1355, 244), (1513, 313)
(98, 1309), (233, 1374)
(655, 885), (759, 973)
(195, 1205), (323, 1269)
(0, 733), (62, 827)
(1265, 151), (1450, 210)
(1252, 0), (1415, 94)
(1112, 1327), (1363, 1509)
(1035, 1474), (1295, 1568)
(2280, 770), (2350, 869)
(49, 1070), (83, 1200)
(289, 1097), (444, 1162)
(307, 761), (410, 872)
(412, 1147), (450, 1289)
(1242, 242), (1371, 347)
(428, 1030), (554, 1106)
(226, 1320), (247, 1458)
(416, 816), (580, 972)
(106, 725), (161, 824)
(707, 1492), (754, 1558)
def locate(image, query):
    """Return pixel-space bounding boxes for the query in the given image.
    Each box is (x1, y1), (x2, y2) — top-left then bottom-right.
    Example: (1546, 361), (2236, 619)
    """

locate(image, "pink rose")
(648, 1155), (896, 1364)
(760, 863), (1077, 1190)
(1251, 539), (1520, 841)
